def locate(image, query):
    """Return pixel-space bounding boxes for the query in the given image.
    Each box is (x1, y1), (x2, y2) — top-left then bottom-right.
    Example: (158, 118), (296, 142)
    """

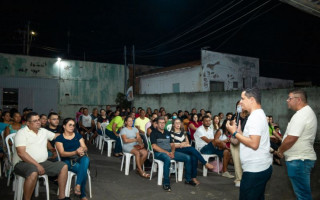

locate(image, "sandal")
(114, 153), (122, 157)
(205, 163), (215, 170)
(139, 171), (150, 179)
(74, 186), (81, 196)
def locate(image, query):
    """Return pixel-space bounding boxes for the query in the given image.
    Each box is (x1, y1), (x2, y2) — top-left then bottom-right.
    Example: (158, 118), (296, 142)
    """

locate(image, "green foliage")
(115, 92), (131, 109)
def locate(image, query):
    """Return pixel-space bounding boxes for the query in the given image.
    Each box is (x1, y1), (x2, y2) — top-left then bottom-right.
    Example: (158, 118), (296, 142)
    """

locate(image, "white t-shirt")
(80, 114), (92, 127)
(240, 109), (272, 172)
(194, 125), (214, 150)
(13, 126), (55, 166)
(283, 105), (317, 161)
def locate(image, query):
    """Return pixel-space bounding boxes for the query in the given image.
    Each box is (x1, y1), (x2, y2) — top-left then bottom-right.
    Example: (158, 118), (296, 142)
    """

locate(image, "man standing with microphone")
(227, 88), (272, 200)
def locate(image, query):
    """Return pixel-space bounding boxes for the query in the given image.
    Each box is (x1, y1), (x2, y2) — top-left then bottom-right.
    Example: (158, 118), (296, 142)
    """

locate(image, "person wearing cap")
(105, 112), (126, 157)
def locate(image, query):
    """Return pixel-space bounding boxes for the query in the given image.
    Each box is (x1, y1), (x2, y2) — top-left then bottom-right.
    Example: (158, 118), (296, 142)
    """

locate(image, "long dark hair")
(63, 118), (75, 126)
(171, 118), (184, 133)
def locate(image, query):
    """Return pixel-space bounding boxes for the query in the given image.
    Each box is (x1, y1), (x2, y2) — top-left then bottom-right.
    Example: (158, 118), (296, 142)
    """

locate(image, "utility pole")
(124, 46), (127, 93)
(132, 45), (135, 94)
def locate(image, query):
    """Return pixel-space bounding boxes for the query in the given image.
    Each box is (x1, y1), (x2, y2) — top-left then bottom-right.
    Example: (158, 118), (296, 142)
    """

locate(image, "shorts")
(200, 142), (224, 158)
(14, 160), (66, 178)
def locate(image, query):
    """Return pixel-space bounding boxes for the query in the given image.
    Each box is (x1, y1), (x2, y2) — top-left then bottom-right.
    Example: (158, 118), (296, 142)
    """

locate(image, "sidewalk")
(1, 145), (319, 200)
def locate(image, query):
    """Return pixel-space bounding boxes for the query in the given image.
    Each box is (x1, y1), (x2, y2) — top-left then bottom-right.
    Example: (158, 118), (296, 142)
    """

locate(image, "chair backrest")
(55, 145), (62, 161)
(146, 137), (155, 154)
(100, 122), (108, 137)
(1, 131), (5, 153)
(5, 133), (16, 162)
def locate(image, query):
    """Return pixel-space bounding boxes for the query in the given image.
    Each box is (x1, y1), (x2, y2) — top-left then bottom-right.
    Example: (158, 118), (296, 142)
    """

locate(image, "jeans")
(240, 165), (272, 200)
(176, 147), (206, 178)
(105, 129), (122, 154)
(64, 156), (90, 198)
(286, 159), (315, 200)
(154, 151), (192, 186)
(200, 142), (224, 158)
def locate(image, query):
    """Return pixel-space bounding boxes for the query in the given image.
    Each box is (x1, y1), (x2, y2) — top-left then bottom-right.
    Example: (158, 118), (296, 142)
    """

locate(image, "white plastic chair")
(100, 124), (116, 157)
(119, 135), (136, 175)
(97, 122), (109, 150)
(55, 146), (92, 198)
(6, 133), (50, 200)
(195, 141), (220, 176)
(5, 133), (15, 186)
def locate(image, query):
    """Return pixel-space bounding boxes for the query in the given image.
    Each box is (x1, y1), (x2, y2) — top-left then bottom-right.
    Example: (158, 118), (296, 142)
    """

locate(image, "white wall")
(139, 66), (202, 94)
(201, 50), (259, 91)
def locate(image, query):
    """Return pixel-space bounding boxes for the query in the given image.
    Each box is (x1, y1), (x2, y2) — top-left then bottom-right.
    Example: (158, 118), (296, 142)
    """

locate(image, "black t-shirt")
(45, 125), (64, 147)
(150, 128), (173, 152)
(45, 125), (63, 133)
(98, 116), (109, 123)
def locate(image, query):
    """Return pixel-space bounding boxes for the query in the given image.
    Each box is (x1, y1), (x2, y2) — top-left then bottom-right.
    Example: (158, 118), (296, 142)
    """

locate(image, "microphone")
(236, 105), (242, 126)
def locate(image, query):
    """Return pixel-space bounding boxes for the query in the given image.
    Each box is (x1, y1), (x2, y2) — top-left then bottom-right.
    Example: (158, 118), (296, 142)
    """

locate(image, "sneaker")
(163, 185), (171, 192)
(185, 180), (197, 186)
(235, 181), (241, 187)
(222, 171), (235, 179)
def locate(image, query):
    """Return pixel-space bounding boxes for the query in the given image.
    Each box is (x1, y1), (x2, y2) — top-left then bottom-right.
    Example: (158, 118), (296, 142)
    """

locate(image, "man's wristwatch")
(232, 131), (237, 138)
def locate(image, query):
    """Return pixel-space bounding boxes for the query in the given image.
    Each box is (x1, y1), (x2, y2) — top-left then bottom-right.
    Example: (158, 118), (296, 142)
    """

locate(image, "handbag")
(134, 144), (143, 150)
(70, 151), (88, 166)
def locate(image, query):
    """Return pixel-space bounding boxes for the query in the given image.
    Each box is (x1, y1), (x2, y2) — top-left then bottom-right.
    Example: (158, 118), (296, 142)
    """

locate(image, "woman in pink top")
(188, 114), (202, 141)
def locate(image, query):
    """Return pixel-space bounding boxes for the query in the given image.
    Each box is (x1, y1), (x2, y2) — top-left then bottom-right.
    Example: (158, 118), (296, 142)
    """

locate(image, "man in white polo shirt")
(227, 88), (272, 200)
(276, 89), (317, 200)
(13, 112), (69, 200)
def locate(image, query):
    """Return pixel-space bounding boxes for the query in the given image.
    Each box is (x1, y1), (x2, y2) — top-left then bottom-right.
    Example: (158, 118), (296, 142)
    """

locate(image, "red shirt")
(188, 121), (202, 140)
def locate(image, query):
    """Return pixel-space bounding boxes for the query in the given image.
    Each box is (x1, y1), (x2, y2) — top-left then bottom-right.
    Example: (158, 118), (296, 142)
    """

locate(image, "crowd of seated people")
(0, 104), (283, 196)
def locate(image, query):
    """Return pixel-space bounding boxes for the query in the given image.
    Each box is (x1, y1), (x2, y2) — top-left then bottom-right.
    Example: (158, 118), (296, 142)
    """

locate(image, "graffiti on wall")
(201, 50), (259, 91)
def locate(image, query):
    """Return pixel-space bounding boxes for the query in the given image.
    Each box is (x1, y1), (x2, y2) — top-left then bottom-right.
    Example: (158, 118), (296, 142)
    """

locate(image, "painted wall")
(0, 53), (125, 118)
(133, 87), (320, 141)
(139, 66), (202, 94)
(201, 50), (259, 91)
(259, 77), (293, 89)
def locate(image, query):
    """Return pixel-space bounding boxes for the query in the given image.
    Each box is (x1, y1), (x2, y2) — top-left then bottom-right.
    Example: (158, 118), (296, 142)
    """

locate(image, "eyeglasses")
(287, 96), (299, 101)
(29, 119), (40, 123)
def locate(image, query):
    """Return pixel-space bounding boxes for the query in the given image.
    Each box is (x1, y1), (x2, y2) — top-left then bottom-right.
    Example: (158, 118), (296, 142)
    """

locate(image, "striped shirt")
(170, 131), (186, 144)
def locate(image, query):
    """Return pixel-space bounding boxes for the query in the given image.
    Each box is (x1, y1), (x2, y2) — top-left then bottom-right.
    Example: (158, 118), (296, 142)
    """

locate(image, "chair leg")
(107, 141), (113, 157)
(87, 170), (92, 198)
(35, 180), (39, 197)
(150, 162), (154, 180)
(101, 141), (104, 155)
(133, 156), (136, 171)
(120, 155), (125, 172)
(125, 155), (131, 175)
(157, 162), (163, 186)
(178, 162), (184, 182)
(16, 176), (25, 200)
(7, 168), (12, 186)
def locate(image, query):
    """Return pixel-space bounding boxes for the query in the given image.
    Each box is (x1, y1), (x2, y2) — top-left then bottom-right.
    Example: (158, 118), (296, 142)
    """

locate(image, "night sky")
(1, 0), (319, 84)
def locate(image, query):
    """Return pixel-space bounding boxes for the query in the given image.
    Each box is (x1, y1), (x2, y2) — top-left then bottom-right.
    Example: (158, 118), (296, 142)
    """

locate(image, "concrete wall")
(201, 50), (259, 91)
(0, 53), (125, 119)
(259, 77), (294, 89)
(139, 66), (202, 94)
(133, 87), (320, 141)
